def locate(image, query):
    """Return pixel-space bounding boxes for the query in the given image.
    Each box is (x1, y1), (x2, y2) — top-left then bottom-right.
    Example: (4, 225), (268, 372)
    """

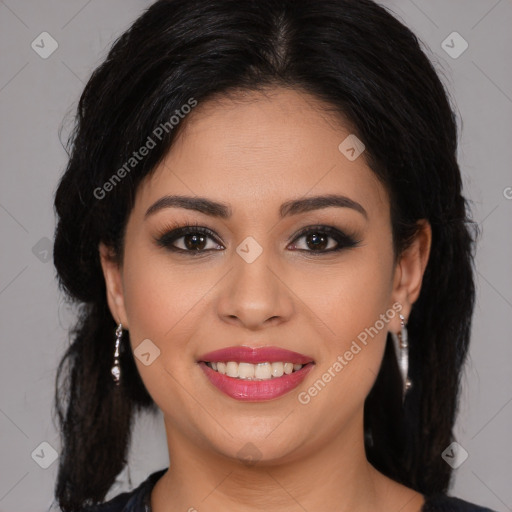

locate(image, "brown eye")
(155, 223), (360, 256)
(181, 232), (208, 251)
(288, 226), (360, 254)
(304, 232), (330, 251)
(155, 225), (223, 254)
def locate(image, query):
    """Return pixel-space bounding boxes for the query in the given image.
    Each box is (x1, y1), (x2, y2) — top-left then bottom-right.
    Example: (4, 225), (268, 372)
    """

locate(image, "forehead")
(133, 87), (388, 221)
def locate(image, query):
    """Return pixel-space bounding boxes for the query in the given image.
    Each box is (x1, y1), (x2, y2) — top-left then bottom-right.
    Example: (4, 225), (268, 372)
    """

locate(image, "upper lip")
(198, 346), (314, 365)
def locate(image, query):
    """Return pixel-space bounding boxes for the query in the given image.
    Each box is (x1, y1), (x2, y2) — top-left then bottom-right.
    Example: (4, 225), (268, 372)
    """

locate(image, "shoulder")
(75, 468), (167, 512)
(422, 494), (498, 512)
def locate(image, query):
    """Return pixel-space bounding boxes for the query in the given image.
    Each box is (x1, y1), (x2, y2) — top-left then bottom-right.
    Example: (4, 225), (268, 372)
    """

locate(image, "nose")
(216, 251), (294, 330)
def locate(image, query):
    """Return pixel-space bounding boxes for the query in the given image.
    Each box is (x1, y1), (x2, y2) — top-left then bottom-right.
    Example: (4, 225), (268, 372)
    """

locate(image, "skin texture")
(100, 87), (431, 512)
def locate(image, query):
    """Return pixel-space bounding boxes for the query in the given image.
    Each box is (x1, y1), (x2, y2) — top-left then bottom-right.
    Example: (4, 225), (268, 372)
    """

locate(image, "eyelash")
(154, 221), (361, 256)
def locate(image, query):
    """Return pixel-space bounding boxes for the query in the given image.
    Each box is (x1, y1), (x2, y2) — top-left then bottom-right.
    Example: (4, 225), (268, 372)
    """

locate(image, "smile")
(205, 361), (305, 380)
(197, 345), (315, 401)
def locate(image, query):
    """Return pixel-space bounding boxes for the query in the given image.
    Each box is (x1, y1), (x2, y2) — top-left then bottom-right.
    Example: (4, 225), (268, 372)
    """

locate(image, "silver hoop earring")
(111, 323), (122, 385)
(390, 314), (411, 402)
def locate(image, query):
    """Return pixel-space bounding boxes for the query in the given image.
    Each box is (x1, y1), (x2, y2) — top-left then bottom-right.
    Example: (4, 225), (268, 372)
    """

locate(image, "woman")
(51, 0), (495, 510)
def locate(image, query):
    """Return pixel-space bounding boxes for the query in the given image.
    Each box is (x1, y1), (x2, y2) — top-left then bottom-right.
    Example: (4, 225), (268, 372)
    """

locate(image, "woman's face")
(100, 87), (430, 464)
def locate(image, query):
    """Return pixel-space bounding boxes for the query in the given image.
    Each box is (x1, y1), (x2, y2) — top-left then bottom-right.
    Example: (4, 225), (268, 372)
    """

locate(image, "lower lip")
(198, 361), (315, 401)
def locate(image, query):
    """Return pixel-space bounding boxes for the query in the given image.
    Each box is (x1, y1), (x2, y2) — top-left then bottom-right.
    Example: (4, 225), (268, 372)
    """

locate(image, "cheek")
(120, 248), (210, 413)
(301, 249), (393, 341)
(300, 248), (394, 399)
(121, 238), (209, 342)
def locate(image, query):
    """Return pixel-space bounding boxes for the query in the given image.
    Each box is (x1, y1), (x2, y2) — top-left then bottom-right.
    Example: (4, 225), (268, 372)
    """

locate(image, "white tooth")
(210, 361), (302, 379)
(238, 362), (255, 379)
(271, 362), (284, 377)
(255, 362), (272, 379)
(226, 361), (239, 378)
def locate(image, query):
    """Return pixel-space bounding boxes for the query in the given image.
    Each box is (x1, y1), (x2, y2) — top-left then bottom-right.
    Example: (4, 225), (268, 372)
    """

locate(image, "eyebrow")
(144, 194), (368, 220)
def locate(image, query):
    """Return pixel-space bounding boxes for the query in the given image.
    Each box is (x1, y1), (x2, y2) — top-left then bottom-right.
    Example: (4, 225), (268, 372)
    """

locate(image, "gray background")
(0, 1), (511, 511)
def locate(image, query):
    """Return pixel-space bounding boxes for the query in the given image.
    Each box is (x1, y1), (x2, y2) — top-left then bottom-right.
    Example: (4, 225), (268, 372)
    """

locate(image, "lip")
(199, 361), (315, 401)
(197, 346), (314, 365)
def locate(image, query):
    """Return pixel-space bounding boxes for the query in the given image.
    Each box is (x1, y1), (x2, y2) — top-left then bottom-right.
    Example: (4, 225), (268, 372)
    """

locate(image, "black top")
(78, 468), (497, 512)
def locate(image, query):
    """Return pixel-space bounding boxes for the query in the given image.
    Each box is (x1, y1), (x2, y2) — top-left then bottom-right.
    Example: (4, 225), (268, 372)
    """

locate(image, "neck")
(151, 410), (424, 512)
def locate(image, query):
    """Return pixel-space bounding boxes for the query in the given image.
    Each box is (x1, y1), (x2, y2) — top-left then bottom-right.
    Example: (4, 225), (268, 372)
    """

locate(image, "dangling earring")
(111, 323), (122, 385)
(390, 314), (412, 402)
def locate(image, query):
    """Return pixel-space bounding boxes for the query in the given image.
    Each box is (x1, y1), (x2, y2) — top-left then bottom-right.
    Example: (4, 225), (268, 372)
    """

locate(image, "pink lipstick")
(197, 346), (315, 401)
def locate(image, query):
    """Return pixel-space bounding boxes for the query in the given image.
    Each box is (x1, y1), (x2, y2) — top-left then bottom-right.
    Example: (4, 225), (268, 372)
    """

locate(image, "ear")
(99, 242), (129, 328)
(389, 219), (432, 328)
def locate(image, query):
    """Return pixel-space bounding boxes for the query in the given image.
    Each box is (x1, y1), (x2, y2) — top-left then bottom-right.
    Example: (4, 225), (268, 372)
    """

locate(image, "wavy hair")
(51, 0), (479, 510)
